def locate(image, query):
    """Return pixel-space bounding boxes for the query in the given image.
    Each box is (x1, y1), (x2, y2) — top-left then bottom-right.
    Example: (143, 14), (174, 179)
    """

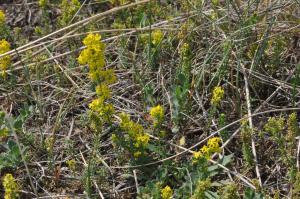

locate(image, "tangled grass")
(0, 0), (299, 198)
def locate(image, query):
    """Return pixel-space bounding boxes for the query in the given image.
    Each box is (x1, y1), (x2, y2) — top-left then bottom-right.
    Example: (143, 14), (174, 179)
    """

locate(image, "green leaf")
(244, 187), (264, 199)
(205, 190), (219, 199)
(220, 154), (234, 166)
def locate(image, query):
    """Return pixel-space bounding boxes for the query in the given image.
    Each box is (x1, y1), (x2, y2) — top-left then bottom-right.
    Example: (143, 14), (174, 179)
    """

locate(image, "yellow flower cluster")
(78, 34), (117, 84)
(0, 10), (6, 24)
(59, 0), (81, 26)
(191, 179), (211, 199)
(2, 174), (19, 199)
(180, 43), (190, 57)
(0, 39), (11, 78)
(78, 33), (117, 127)
(139, 30), (164, 46)
(193, 137), (221, 160)
(211, 86), (224, 106)
(45, 136), (54, 152)
(161, 185), (173, 199)
(66, 159), (76, 172)
(78, 34), (105, 73)
(38, 0), (48, 8)
(149, 105), (164, 128)
(115, 112), (150, 158)
(95, 84), (111, 100)
(152, 30), (163, 45)
(0, 127), (9, 138)
(89, 99), (115, 123)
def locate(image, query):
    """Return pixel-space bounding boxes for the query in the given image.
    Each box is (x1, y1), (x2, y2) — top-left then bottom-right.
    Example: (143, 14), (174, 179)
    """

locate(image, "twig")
(241, 65), (263, 188)
(133, 170), (140, 194)
(297, 138), (300, 169)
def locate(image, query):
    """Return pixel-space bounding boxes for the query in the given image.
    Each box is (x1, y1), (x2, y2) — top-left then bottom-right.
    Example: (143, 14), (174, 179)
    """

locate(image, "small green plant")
(0, 139), (22, 172)
(264, 115), (298, 184)
(171, 43), (193, 127)
(59, 0), (81, 26)
(292, 172), (300, 197)
(0, 9), (10, 40)
(264, 116), (285, 140)
(241, 121), (254, 167)
(0, 108), (32, 172)
(190, 178), (212, 199)
(218, 113), (229, 141)
(219, 183), (240, 199)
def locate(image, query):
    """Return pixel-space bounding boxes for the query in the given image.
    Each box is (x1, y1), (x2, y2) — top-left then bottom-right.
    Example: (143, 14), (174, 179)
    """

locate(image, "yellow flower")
(152, 30), (163, 45)
(111, 133), (118, 142)
(2, 174), (19, 199)
(77, 48), (90, 65)
(66, 159), (76, 172)
(119, 112), (150, 154)
(119, 112), (131, 129)
(191, 179), (211, 199)
(0, 128), (9, 138)
(0, 10), (6, 24)
(78, 34), (115, 86)
(0, 39), (10, 51)
(45, 136), (54, 152)
(78, 47), (105, 69)
(83, 33), (102, 49)
(200, 145), (210, 154)
(193, 150), (204, 164)
(78, 33), (116, 130)
(0, 39), (11, 77)
(180, 43), (190, 57)
(193, 137), (222, 161)
(193, 151), (202, 159)
(97, 69), (117, 85)
(39, 0), (48, 8)
(135, 134), (150, 148)
(100, 103), (115, 122)
(133, 151), (142, 158)
(207, 137), (221, 153)
(89, 98), (115, 123)
(96, 84), (111, 100)
(149, 105), (164, 128)
(161, 185), (173, 199)
(89, 98), (104, 112)
(211, 86), (224, 106)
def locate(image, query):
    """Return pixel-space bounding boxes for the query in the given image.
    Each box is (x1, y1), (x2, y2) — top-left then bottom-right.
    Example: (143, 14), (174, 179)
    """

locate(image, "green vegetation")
(0, 0), (299, 198)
